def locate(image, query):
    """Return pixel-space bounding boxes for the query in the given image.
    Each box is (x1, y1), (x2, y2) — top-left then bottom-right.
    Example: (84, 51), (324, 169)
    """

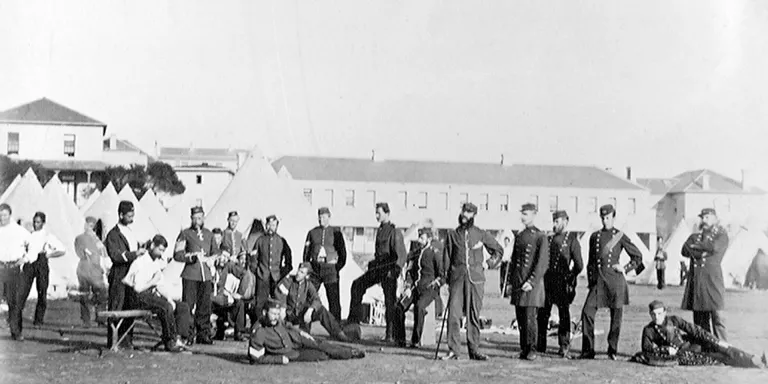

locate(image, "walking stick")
(434, 298), (450, 360)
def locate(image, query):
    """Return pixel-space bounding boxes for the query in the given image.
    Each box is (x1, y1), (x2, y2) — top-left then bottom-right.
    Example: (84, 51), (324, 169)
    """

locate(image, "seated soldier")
(212, 253), (246, 341)
(631, 300), (766, 368)
(393, 227), (444, 348)
(247, 299), (365, 364)
(274, 262), (348, 341)
(122, 235), (191, 353)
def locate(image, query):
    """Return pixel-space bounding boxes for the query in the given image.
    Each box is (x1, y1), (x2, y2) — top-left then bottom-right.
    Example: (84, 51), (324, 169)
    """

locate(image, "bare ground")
(2, 273), (768, 384)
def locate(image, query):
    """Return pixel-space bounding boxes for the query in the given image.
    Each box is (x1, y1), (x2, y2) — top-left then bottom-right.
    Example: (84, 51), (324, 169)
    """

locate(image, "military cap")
(552, 210), (569, 220)
(520, 203), (537, 212)
(298, 262), (313, 272)
(85, 216), (98, 224)
(118, 200), (134, 215)
(190, 206), (204, 215)
(599, 204), (615, 216)
(212, 227), (222, 235)
(418, 227), (433, 237)
(228, 211), (239, 218)
(698, 208), (716, 218)
(318, 207), (331, 216)
(265, 214), (279, 223)
(265, 298), (284, 310)
(648, 300), (665, 311)
(462, 202), (478, 213)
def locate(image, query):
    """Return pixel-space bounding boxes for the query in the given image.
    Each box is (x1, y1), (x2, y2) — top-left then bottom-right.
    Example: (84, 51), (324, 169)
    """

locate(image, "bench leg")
(108, 319), (123, 352)
(113, 319), (138, 351)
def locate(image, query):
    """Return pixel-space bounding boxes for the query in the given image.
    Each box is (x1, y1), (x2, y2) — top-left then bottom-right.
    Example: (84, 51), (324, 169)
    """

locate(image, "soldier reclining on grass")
(631, 300), (766, 368)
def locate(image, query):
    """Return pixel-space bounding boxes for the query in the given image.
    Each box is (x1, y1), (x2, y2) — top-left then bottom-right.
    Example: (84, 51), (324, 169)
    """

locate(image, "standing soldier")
(347, 202), (407, 343)
(441, 203), (503, 361)
(536, 210), (583, 359)
(681, 208), (729, 341)
(654, 236), (668, 290)
(580, 204), (644, 360)
(222, 211), (245, 259)
(173, 206), (220, 345)
(249, 215), (293, 317)
(303, 207), (347, 322)
(506, 203), (549, 361)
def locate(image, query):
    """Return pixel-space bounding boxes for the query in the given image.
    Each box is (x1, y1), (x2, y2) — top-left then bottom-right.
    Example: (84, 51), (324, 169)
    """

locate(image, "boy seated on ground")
(211, 252), (246, 341)
(274, 262), (349, 341)
(122, 235), (191, 353)
(247, 299), (365, 364)
(631, 300), (766, 368)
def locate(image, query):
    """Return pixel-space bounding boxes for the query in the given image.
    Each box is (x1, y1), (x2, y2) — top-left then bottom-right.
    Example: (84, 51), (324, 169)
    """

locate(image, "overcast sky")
(1, 0), (767, 187)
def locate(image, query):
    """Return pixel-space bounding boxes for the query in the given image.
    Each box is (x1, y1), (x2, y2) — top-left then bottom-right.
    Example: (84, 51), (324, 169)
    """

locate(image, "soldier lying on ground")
(631, 300), (766, 368)
(247, 299), (365, 364)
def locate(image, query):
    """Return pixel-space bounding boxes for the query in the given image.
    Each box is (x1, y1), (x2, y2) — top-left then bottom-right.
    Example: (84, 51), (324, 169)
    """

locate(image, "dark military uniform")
(221, 227), (245, 258)
(537, 229), (583, 353)
(249, 232), (293, 315)
(303, 223), (347, 321)
(581, 205), (643, 358)
(348, 220), (406, 340)
(393, 238), (445, 346)
(444, 203), (504, 358)
(681, 210), (728, 341)
(274, 274), (343, 338)
(506, 224), (549, 357)
(173, 219), (221, 342)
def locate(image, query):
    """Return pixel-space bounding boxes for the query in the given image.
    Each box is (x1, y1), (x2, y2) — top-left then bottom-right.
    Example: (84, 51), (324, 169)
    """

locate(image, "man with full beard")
(440, 203), (503, 361)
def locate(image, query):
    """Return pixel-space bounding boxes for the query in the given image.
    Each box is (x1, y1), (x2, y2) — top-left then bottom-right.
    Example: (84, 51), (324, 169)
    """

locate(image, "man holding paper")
(174, 206), (221, 345)
(212, 253), (247, 341)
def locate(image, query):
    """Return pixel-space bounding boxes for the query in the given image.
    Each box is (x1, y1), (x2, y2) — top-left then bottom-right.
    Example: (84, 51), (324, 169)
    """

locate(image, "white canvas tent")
(116, 185), (161, 244)
(84, 183), (119, 237)
(79, 189), (101, 213)
(722, 226), (768, 289)
(40, 177), (85, 294)
(635, 220), (691, 286)
(0, 174), (21, 203)
(317, 239), (383, 319)
(0, 168), (44, 223)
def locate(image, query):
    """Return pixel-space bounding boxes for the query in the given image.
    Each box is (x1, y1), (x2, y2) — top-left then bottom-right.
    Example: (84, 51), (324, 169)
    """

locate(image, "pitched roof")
(158, 147), (249, 161)
(271, 156), (645, 190)
(103, 136), (152, 157)
(0, 98), (106, 129)
(636, 178), (678, 196)
(173, 164), (234, 174)
(36, 159), (110, 171)
(666, 169), (765, 194)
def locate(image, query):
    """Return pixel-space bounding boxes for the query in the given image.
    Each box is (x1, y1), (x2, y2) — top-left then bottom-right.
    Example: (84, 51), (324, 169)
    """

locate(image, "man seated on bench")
(274, 262), (348, 341)
(248, 299), (365, 364)
(631, 300), (766, 368)
(123, 235), (191, 352)
(212, 252), (246, 341)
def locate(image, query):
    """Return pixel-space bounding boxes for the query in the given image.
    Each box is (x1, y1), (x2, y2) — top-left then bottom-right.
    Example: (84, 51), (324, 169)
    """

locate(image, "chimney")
(741, 169), (752, 191)
(154, 141), (159, 157)
(371, 149), (375, 161)
(500, 154), (505, 166)
(701, 173), (711, 190)
(626, 166), (632, 181)
(236, 151), (247, 170)
(109, 135), (117, 150)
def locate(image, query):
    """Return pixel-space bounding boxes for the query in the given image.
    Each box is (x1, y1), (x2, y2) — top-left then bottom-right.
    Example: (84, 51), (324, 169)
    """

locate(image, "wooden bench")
(96, 310), (162, 352)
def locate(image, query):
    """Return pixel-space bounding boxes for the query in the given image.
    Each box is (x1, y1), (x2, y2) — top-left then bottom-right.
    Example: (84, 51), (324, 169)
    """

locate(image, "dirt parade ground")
(2, 273), (768, 384)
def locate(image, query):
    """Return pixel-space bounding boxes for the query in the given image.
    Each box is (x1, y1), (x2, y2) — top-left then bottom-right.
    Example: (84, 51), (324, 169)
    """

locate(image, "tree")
(0, 155), (54, 195)
(147, 161), (186, 195)
(101, 161), (185, 199)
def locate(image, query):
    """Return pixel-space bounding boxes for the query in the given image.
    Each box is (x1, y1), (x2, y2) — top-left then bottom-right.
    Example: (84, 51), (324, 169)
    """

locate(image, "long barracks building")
(272, 155), (656, 255)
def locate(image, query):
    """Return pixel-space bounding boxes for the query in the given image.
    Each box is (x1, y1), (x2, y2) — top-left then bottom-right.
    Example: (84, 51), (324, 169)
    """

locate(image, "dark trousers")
(310, 263), (341, 321)
(135, 290), (192, 342)
(434, 293), (444, 318)
(289, 340), (360, 361)
(581, 305), (623, 355)
(287, 306), (342, 337)
(499, 262), (510, 293)
(693, 311), (727, 341)
(515, 306), (538, 355)
(393, 287), (439, 345)
(348, 265), (398, 338)
(656, 269), (666, 289)
(181, 279), (213, 340)
(78, 276), (107, 324)
(253, 275), (278, 321)
(447, 276), (484, 355)
(1, 266), (23, 337)
(537, 303), (571, 351)
(213, 299), (246, 336)
(107, 272), (135, 346)
(19, 256), (49, 324)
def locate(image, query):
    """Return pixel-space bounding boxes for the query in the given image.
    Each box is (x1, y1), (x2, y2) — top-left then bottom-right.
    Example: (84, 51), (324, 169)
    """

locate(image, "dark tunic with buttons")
(507, 226), (549, 307)
(681, 225), (728, 311)
(250, 233), (293, 282)
(585, 228), (643, 308)
(444, 225), (504, 285)
(173, 226), (221, 282)
(544, 231), (583, 306)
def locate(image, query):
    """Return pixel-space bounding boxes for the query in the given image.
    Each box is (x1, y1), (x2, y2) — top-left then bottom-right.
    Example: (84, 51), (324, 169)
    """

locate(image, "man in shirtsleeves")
(173, 206), (220, 345)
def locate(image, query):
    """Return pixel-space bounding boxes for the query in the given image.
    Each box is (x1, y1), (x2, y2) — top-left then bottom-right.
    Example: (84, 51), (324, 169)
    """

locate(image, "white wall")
(175, 170), (233, 212)
(0, 123), (103, 161)
(102, 150), (148, 166)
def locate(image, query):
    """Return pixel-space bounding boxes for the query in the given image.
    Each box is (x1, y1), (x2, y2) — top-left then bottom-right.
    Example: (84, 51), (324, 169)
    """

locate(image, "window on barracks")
(303, 188), (313, 205)
(342, 227), (354, 241)
(549, 195), (558, 212)
(398, 191), (408, 209)
(355, 227), (364, 236)
(459, 193), (469, 205)
(196, 175), (202, 184)
(440, 192), (449, 210)
(325, 189), (334, 207)
(608, 197), (617, 209)
(345, 189), (355, 207)
(364, 227), (376, 241)
(499, 194), (509, 212)
(417, 192), (428, 209)
(568, 196), (578, 213)
(529, 194), (539, 209)
(478, 193), (489, 210)
(63, 134), (76, 157)
(7, 132), (19, 155)
(367, 190), (376, 209)
(587, 197), (598, 213)
(628, 198), (637, 214)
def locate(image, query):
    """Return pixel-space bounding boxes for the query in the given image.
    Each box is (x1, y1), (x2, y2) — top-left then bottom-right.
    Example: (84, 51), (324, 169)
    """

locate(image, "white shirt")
(27, 228), (65, 263)
(123, 253), (166, 293)
(0, 222), (31, 263)
(118, 223), (139, 252)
